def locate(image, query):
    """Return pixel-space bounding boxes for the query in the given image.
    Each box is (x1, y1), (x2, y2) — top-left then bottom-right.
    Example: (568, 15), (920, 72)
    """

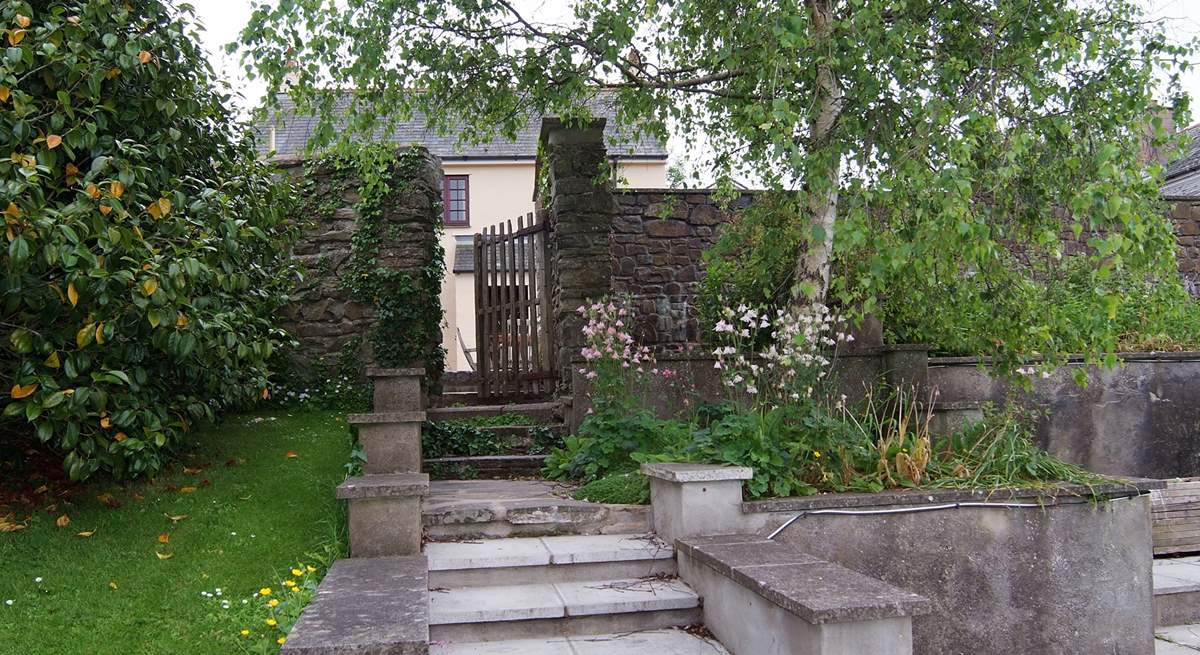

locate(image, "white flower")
(34, 578), (42, 584)
(1041, 371), (1051, 379)
(714, 361), (722, 369)
(4, 600), (12, 606)
(746, 386), (758, 395)
(740, 329), (750, 337)
(714, 320), (734, 333)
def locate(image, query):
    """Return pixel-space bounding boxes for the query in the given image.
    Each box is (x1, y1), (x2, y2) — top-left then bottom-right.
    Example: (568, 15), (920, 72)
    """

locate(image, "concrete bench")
(676, 534), (931, 655)
(282, 555), (429, 654)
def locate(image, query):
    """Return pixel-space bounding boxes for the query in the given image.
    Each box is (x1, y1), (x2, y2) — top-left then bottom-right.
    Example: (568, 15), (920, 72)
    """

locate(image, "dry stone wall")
(1170, 200), (1200, 294)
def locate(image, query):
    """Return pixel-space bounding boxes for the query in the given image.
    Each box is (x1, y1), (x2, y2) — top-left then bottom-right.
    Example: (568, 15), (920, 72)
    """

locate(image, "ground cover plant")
(0, 1), (300, 481)
(546, 298), (1102, 499)
(0, 410), (349, 654)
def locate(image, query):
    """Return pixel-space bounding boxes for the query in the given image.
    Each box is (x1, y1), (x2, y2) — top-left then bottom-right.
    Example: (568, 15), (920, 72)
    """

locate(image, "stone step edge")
(337, 473), (430, 500)
(428, 578), (700, 625)
(428, 629), (729, 655)
(425, 534), (673, 571)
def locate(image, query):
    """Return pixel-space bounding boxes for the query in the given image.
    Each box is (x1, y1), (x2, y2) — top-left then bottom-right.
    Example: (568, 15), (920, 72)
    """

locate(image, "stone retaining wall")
(1169, 199), (1200, 293)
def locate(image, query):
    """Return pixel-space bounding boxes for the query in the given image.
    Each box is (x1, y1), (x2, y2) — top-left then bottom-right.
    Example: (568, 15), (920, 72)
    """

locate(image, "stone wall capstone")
(277, 148), (443, 371)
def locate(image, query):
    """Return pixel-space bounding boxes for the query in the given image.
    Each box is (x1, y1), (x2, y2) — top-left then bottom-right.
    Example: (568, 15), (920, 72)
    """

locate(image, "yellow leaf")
(85, 184), (100, 200)
(62, 388), (74, 396)
(157, 532), (169, 544)
(141, 278), (157, 296)
(98, 205), (111, 216)
(261, 387), (270, 400)
(14, 14), (29, 28)
(285, 451), (298, 459)
(95, 322), (105, 344)
(114, 432), (126, 442)
(67, 281), (78, 307)
(154, 551), (173, 560)
(67, 16), (80, 25)
(105, 67), (121, 80)
(164, 513), (188, 523)
(108, 581), (118, 590)
(44, 351), (60, 368)
(4, 202), (19, 218)
(179, 486), (197, 494)
(182, 466), (202, 475)
(138, 50), (151, 64)
(176, 313), (189, 328)
(55, 514), (70, 528)
(100, 416), (111, 429)
(46, 134), (61, 149)
(76, 530), (96, 538)
(76, 324), (92, 348)
(0, 515), (27, 532)
(9, 29), (25, 45)
(10, 383), (37, 399)
(0, 86), (10, 102)
(109, 181), (124, 198)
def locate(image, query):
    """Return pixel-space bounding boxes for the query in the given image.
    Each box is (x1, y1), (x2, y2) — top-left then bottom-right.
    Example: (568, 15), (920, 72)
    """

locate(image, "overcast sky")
(194, 0), (1200, 134)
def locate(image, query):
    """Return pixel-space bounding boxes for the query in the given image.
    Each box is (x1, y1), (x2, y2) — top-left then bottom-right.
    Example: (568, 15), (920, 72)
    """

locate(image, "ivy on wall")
(300, 144), (446, 381)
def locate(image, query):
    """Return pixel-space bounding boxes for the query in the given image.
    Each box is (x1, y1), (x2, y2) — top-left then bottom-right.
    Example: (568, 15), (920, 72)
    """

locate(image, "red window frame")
(443, 175), (470, 226)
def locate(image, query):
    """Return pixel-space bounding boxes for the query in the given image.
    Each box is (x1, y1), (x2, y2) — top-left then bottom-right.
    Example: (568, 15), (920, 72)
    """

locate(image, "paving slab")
(541, 534), (673, 564)
(1158, 558), (1200, 593)
(555, 578), (699, 617)
(429, 629), (730, 655)
(426, 537), (552, 570)
(430, 582), (564, 624)
(1158, 624), (1200, 648)
(1157, 639), (1200, 654)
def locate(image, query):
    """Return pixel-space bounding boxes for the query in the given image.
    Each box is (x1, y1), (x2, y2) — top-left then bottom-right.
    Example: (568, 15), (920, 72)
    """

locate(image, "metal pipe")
(766, 500), (1050, 540)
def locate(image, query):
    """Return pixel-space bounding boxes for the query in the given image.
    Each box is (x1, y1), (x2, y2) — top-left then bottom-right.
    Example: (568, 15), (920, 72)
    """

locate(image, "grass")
(0, 410), (351, 655)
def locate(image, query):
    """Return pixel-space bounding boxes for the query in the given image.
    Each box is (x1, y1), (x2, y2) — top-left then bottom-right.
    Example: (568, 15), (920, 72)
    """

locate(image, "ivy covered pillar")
(540, 118), (618, 389)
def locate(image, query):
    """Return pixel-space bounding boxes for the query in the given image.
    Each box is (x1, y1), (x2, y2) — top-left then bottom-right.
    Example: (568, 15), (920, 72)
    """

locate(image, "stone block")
(644, 220), (690, 238)
(350, 418), (423, 474)
(642, 463), (751, 543)
(367, 368), (425, 412)
(338, 473), (429, 558)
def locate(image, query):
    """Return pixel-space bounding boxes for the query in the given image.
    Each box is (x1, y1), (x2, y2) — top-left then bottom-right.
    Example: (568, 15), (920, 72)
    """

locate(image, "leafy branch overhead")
(0, 1), (300, 480)
(241, 0), (1195, 375)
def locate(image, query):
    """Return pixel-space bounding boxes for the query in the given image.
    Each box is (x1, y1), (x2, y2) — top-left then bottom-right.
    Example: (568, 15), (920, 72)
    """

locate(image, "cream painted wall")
(439, 159), (667, 371)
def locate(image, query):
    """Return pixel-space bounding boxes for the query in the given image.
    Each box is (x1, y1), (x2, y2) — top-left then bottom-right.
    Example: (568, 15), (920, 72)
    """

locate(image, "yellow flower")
(259, 587), (271, 596)
(268, 598), (280, 608)
(266, 618), (277, 627)
(306, 565), (316, 573)
(291, 568), (303, 577)
(239, 629), (249, 636)
(291, 586), (302, 593)
(277, 637), (286, 646)
(813, 451), (822, 459)
(284, 579), (296, 587)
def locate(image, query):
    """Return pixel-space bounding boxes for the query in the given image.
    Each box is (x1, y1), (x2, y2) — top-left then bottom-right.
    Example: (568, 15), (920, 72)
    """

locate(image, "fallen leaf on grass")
(33, 485), (48, 494)
(164, 513), (187, 523)
(96, 493), (121, 509)
(178, 486), (197, 494)
(108, 581), (118, 590)
(154, 550), (173, 560)
(131, 492), (145, 502)
(157, 532), (169, 544)
(285, 451), (299, 459)
(0, 515), (26, 532)
(55, 514), (70, 528)
(76, 529), (96, 538)
(182, 467), (202, 476)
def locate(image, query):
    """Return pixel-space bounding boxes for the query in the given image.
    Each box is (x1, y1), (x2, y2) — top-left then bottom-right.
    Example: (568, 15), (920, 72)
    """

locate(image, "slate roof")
(1163, 125), (1200, 199)
(255, 92), (667, 160)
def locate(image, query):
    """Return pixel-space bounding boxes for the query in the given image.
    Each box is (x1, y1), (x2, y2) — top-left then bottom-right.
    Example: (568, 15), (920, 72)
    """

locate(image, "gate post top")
(539, 117), (607, 146)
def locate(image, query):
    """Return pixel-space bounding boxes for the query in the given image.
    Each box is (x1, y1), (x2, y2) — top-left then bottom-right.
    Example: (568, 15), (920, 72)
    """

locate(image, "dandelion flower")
(277, 637), (286, 645)
(240, 629), (249, 636)
(266, 618), (277, 627)
(259, 587), (272, 596)
(813, 451), (822, 459)
(268, 599), (280, 608)
(306, 566), (316, 573)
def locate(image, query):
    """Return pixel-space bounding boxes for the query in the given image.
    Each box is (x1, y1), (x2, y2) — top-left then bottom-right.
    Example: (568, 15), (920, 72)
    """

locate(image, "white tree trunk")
(794, 0), (843, 305)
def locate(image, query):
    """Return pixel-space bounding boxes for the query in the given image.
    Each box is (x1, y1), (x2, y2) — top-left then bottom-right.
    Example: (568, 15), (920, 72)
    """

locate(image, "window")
(443, 175), (469, 226)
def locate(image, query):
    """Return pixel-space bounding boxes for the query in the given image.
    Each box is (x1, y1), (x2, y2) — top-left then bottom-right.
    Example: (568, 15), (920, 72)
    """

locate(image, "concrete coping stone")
(677, 534), (931, 624)
(336, 473), (430, 500)
(366, 367), (426, 378)
(280, 555), (428, 654)
(741, 478), (1164, 513)
(346, 411), (426, 425)
(640, 462), (753, 483)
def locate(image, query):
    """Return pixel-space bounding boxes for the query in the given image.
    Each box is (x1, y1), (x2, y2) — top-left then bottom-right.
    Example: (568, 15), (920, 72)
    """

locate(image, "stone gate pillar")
(540, 118), (618, 388)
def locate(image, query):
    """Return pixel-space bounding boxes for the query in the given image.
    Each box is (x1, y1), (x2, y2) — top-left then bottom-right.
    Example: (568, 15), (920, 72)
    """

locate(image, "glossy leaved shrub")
(0, 1), (299, 479)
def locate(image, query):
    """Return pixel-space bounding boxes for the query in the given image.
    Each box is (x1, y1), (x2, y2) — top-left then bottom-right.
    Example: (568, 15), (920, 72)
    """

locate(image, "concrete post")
(540, 117), (618, 388)
(641, 463), (753, 543)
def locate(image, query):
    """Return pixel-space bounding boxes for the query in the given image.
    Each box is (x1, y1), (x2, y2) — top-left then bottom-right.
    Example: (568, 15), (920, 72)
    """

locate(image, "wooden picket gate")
(473, 212), (557, 400)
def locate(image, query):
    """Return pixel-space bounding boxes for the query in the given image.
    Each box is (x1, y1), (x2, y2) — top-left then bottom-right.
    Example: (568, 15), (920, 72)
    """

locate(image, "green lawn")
(0, 410), (350, 655)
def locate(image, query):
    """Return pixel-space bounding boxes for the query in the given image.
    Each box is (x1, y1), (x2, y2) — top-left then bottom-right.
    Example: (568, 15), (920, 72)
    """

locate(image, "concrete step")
(425, 480), (651, 539)
(431, 390), (480, 407)
(426, 455), (549, 479)
(1156, 557), (1200, 626)
(427, 401), (559, 424)
(429, 577), (702, 642)
(427, 534), (675, 587)
(430, 628), (730, 654)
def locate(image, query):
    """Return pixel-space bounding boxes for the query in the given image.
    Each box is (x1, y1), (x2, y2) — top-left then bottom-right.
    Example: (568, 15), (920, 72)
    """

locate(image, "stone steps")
(424, 480), (651, 539)
(1156, 556), (1200, 626)
(429, 577), (703, 642)
(426, 534), (675, 587)
(427, 401), (559, 424)
(430, 628), (731, 654)
(425, 454), (549, 478)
